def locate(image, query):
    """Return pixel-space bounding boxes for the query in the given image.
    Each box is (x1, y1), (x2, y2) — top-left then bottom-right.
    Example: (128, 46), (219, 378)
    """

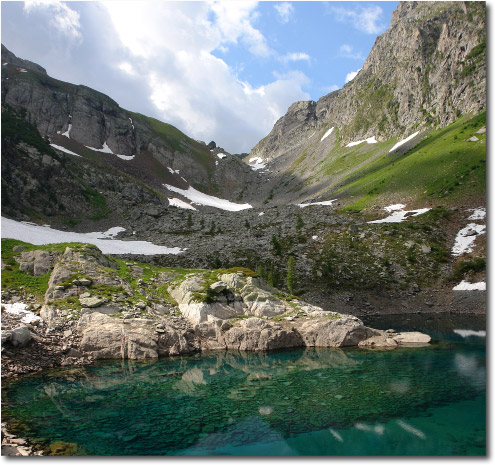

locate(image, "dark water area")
(2, 314), (486, 456)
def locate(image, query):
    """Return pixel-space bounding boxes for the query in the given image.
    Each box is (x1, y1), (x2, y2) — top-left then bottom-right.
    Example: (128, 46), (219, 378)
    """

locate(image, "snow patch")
(1, 217), (184, 255)
(389, 132), (419, 152)
(168, 198), (197, 211)
(258, 212), (265, 216)
(467, 207), (486, 220)
(2, 302), (43, 324)
(129, 117), (134, 130)
(320, 127), (334, 142)
(116, 154), (135, 161)
(61, 123), (72, 139)
(167, 167), (180, 175)
(452, 280), (486, 291)
(163, 184), (252, 211)
(18, 68), (27, 73)
(248, 156), (266, 171)
(346, 136), (377, 147)
(451, 223), (485, 256)
(86, 141), (113, 154)
(217, 153), (227, 159)
(453, 329), (486, 338)
(50, 144), (81, 157)
(297, 200), (337, 208)
(368, 205), (430, 224)
(312, 235), (318, 240)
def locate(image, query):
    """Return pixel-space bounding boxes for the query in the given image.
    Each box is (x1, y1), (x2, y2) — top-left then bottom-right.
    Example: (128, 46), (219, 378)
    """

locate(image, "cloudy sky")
(2, 1), (397, 153)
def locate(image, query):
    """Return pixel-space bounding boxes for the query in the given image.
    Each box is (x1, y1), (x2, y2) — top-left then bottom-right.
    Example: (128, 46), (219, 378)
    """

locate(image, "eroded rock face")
(15, 250), (55, 276)
(78, 313), (196, 360)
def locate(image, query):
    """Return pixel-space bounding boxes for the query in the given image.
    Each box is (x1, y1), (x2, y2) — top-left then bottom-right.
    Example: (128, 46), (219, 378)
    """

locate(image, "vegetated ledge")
(1, 240), (431, 379)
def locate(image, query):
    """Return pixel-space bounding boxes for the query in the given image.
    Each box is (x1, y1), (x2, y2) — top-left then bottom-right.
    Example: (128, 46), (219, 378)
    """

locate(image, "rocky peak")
(1, 44), (47, 74)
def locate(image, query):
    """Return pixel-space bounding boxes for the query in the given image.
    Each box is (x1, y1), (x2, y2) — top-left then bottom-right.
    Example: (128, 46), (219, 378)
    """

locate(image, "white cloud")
(23, 0), (82, 41)
(331, 5), (384, 34)
(322, 84), (339, 93)
(281, 52), (311, 63)
(339, 44), (365, 60)
(345, 69), (361, 83)
(103, 2), (308, 153)
(275, 2), (294, 24)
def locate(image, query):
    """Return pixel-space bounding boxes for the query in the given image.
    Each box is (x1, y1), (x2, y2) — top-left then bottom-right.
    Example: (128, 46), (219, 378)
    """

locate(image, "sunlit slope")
(324, 112), (486, 211)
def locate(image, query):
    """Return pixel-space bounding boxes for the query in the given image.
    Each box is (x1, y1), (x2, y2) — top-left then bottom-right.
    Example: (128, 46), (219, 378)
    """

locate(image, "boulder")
(393, 331), (432, 344)
(15, 250), (53, 276)
(2, 326), (32, 348)
(298, 316), (368, 347)
(79, 295), (106, 308)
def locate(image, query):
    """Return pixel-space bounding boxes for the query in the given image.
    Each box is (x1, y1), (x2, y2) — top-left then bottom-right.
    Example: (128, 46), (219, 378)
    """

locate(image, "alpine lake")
(2, 314), (486, 456)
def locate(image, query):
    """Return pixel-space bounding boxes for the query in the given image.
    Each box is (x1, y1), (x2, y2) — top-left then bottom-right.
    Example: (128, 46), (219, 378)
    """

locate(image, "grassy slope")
(325, 112), (486, 211)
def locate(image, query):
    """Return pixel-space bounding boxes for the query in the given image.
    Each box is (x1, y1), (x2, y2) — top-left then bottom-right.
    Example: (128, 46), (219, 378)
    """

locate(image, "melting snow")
(1, 217), (184, 255)
(129, 117), (135, 130)
(116, 154), (135, 161)
(18, 68), (27, 73)
(451, 223), (485, 256)
(50, 144), (81, 157)
(2, 302), (43, 324)
(453, 280), (486, 291)
(258, 212), (265, 216)
(320, 127), (334, 142)
(368, 205), (430, 223)
(167, 167), (180, 175)
(61, 123), (72, 138)
(217, 153), (227, 159)
(249, 157), (266, 171)
(168, 198), (196, 210)
(86, 141), (114, 154)
(467, 207), (486, 220)
(346, 136), (377, 148)
(163, 184), (252, 211)
(389, 132), (419, 152)
(297, 200), (337, 208)
(453, 329), (486, 338)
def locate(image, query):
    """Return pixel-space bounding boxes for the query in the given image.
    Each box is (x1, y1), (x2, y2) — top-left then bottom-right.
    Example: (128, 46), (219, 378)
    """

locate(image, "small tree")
(296, 214), (304, 231)
(272, 235), (282, 256)
(209, 221), (216, 235)
(257, 264), (264, 279)
(286, 256), (296, 295)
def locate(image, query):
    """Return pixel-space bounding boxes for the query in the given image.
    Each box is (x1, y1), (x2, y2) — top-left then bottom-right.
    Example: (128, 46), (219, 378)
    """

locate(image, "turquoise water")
(2, 316), (486, 456)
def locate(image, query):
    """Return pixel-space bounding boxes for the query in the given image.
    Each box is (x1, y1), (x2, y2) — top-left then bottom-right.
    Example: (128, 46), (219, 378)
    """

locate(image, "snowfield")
(320, 127), (334, 142)
(467, 207), (486, 221)
(217, 153), (227, 159)
(50, 144), (81, 157)
(346, 136), (377, 147)
(452, 280), (486, 291)
(248, 157), (266, 171)
(163, 184), (252, 211)
(297, 200), (337, 208)
(168, 197), (197, 210)
(1, 217), (185, 255)
(389, 132), (419, 152)
(368, 205), (431, 223)
(61, 123), (72, 139)
(86, 141), (114, 154)
(116, 154), (135, 161)
(167, 167), (180, 174)
(451, 223), (486, 256)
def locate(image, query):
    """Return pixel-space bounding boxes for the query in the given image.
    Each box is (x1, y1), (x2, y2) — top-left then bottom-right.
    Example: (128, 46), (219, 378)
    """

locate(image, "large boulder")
(15, 249), (54, 276)
(2, 326), (32, 348)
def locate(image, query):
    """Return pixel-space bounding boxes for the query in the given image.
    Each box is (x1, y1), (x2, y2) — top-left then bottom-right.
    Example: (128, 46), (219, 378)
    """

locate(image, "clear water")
(2, 315), (486, 456)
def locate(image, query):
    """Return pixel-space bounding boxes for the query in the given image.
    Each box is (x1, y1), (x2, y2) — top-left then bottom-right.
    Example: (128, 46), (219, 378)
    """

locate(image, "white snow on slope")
(453, 281), (486, 291)
(1, 217), (184, 255)
(116, 154), (135, 161)
(61, 123), (72, 139)
(167, 167), (180, 175)
(217, 153), (227, 159)
(453, 329), (486, 338)
(168, 198), (196, 210)
(2, 302), (43, 324)
(50, 144), (81, 157)
(86, 141), (114, 154)
(451, 223), (486, 256)
(389, 132), (419, 152)
(249, 157), (266, 171)
(468, 207), (486, 220)
(346, 136), (377, 147)
(18, 68), (27, 73)
(368, 205), (430, 223)
(298, 200), (337, 208)
(129, 117), (135, 130)
(258, 212), (265, 216)
(320, 127), (334, 142)
(163, 184), (252, 211)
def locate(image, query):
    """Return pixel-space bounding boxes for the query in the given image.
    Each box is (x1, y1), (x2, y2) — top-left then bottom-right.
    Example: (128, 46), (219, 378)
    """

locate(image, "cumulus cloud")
(345, 69), (361, 83)
(23, 0), (82, 41)
(339, 44), (365, 60)
(281, 52), (311, 63)
(102, 1), (309, 152)
(330, 5), (385, 34)
(274, 2), (294, 24)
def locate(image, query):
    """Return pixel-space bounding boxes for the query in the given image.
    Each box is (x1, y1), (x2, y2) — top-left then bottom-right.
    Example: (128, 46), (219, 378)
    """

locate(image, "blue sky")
(2, 1), (398, 153)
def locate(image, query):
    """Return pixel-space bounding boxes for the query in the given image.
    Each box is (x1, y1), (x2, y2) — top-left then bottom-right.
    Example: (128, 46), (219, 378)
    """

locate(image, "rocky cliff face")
(249, 1), (486, 197)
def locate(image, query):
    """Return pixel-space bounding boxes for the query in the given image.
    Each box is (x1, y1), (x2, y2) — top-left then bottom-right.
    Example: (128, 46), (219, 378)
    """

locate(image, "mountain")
(246, 1), (486, 210)
(1, 44), (255, 226)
